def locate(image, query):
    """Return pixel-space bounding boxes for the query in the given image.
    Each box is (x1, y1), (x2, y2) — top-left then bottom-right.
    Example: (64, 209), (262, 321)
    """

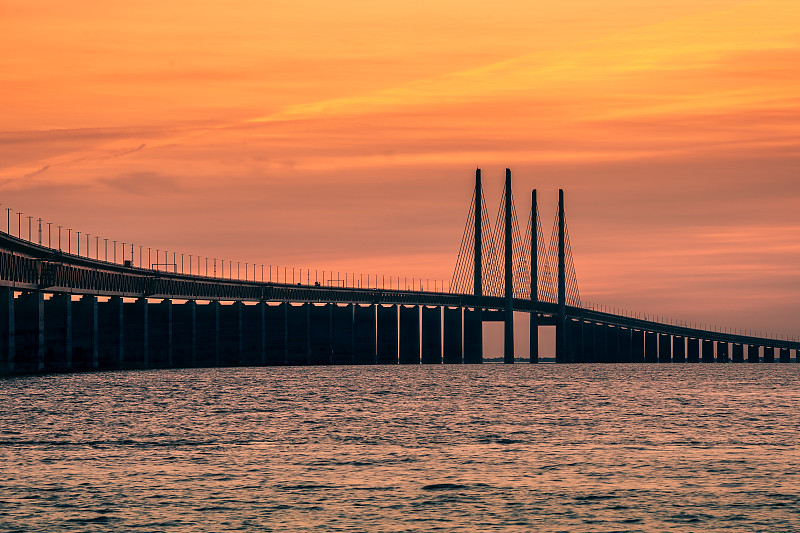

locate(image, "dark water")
(1, 365), (799, 532)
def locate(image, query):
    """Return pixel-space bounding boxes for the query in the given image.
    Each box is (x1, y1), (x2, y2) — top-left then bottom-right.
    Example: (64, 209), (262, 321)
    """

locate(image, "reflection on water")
(1, 364), (799, 532)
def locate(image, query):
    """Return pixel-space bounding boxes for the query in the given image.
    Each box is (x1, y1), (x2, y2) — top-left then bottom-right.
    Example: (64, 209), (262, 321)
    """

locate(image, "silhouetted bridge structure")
(1, 169), (798, 374)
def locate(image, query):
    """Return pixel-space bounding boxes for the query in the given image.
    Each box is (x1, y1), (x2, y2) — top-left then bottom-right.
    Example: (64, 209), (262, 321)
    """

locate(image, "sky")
(1, 0), (799, 347)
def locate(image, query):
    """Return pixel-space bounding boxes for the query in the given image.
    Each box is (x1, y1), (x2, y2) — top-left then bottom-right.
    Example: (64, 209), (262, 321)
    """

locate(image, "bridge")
(1, 169), (797, 374)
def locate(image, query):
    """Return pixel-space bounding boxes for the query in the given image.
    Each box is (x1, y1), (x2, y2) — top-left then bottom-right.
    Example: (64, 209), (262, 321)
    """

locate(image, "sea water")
(1, 364), (799, 532)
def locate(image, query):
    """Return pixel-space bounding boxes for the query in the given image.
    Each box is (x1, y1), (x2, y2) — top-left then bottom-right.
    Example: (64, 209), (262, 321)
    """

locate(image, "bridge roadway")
(0, 232), (798, 374)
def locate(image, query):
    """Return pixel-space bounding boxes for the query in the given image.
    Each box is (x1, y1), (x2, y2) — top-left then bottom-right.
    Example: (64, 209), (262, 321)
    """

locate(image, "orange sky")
(1, 0), (799, 345)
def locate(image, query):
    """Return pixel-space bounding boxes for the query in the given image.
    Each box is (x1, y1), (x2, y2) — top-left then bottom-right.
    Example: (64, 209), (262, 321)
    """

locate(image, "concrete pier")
(242, 302), (265, 365)
(376, 304), (398, 365)
(672, 335), (685, 363)
(607, 325), (620, 363)
(716, 341), (729, 363)
(644, 331), (657, 363)
(309, 303), (332, 365)
(747, 344), (759, 363)
(332, 304), (354, 365)
(595, 324), (608, 363)
(463, 308), (482, 363)
(443, 307), (462, 364)
(72, 295), (97, 370)
(287, 303), (309, 365)
(353, 304), (375, 364)
(399, 305), (420, 364)
(763, 346), (775, 363)
(687, 338), (700, 363)
(15, 291), (44, 373)
(149, 299), (172, 368)
(123, 298), (148, 369)
(421, 306), (441, 364)
(99, 296), (124, 369)
(779, 347), (790, 363)
(265, 302), (286, 365)
(658, 333), (671, 363)
(0, 287), (14, 374)
(732, 343), (744, 363)
(702, 339), (714, 363)
(44, 293), (71, 372)
(631, 329), (644, 363)
(173, 300), (196, 367)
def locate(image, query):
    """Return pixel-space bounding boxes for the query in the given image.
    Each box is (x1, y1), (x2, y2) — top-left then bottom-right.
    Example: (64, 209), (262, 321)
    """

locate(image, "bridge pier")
(620, 327), (633, 363)
(672, 335), (685, 363)
(399, 305), (420, 364)
(763, 346), (775, 363)
(779, 347), (790, 363)
(15, 291), (44, 373)
(421, 306), (442, 364)
(567, 319), (582, 362)
(124, 298), (148, 368)
(44, 293), (71, 372)
(606, 325), (619, 363)
(732, 343), (744, 363)
(658, 333), (671, 363)
(332, 304), (354, 364)
(0, 287), (14, 374)
(173, 300), (196, 367)
(644, 332), (657, 363)
(595, 324), (608, 363)
(99, 296), (124, 369)
(72, 295), (97, 371)
(240, 302), (265, 366)
(309, 303), (332, 365)
(286, 303), (310, 365)
(265, 302), (286, 365)
(581, 322), (595, 363)
(687, 337), (700, 363)
(353, 304), (376, 364)
(716, 341), (729, 363)
(149, 299), (172, 368)
(701, 339), (714, 363)
(631, 329), (644, 363)
(443, 307), (462, 364)
(747, 344), (759, 363)
(377, 304), (397, 364)
(464, 307), (482, 364)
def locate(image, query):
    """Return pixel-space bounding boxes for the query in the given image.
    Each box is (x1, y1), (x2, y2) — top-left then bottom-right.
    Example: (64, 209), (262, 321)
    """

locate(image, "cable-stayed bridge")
(1, 170), (798, 374)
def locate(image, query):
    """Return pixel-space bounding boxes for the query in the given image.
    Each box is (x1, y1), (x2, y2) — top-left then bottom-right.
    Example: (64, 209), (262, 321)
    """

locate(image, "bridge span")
(1, 170), (797, 374)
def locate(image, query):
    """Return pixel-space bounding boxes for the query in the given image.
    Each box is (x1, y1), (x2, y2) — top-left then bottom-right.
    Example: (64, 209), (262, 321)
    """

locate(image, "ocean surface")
(1, 364), (799, 532)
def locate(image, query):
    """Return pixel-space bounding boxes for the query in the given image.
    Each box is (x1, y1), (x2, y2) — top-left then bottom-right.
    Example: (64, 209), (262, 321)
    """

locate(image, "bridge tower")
(530, 189), (538, 363)
(504, 169), (514, 363)
(472, 168), (483, 361)
(556, 189), (567, 363)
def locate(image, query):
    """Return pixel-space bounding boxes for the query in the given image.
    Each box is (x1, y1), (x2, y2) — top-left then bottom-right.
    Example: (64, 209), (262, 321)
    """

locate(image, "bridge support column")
(530, 313), (538, 363)
(332, 304), (354, 364)
(716, 341), (729, 363)
(464, 307), (482, 364)
(353, 304), (376, 364)
(399, 305), (420, 364)
(644, 332), (657, 363)
(779, 348), (790, 363)
(443, 307), (462, 364)
(568, 319), (582, 362)
(196, 301), (220, 366)
(658, 333), (671, 363)
(732, 343), (744, 363)
(0, 287), (14, 374)
(286, 303), (309, 365)
(265, 302), (287, 365)
(763, 346), (775, 363)
(701, 339), (714, 363)
(72, 295), (98, 370)
(148, 299), (172, 368)
(687, 338), (700, 363)
(376, 305), (398, 364)
(309, 304), (332, 365)
(595, 324), (608, 363)
(218, 302), (243, 366)
(15, 290), (44, 373)
(747, 344), (759, 363)
(44, 293), (71, 372)
(619, 327), (633, 363)
(99, 296), (123, 369)
(421, 306), (441, 364)
(124, 297), (148, 368)
(672, 335), (685, 363)
(173, 300), (196, 367)
(631, 329), (644, 363)
(582, 322), (595, 363)
(240, 302), (265, 365)
(607, 325), (620, 363)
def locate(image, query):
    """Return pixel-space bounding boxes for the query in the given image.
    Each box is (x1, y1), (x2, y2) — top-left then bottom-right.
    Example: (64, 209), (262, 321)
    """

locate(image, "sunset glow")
(2, 0), (799, 338)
